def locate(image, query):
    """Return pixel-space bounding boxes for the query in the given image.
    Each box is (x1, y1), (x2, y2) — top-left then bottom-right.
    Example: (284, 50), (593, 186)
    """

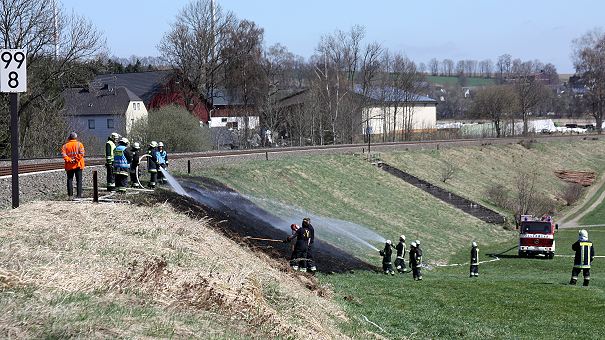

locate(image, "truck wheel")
(518, 251), (525, 258)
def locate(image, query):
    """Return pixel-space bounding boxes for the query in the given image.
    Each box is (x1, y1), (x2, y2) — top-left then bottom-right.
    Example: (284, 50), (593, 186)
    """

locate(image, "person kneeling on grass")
(379, 240), (395, 275)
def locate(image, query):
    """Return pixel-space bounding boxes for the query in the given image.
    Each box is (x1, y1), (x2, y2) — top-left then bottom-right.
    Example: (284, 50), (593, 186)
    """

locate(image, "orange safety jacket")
(61, 139), (86, 171)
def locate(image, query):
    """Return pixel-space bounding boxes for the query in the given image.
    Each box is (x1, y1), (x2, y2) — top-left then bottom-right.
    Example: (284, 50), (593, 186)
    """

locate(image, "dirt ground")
(138, 177), (376, 274)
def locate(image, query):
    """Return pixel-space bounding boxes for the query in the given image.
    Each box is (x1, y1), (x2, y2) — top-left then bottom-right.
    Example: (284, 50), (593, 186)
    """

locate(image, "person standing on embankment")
(61, 131), (85, 200)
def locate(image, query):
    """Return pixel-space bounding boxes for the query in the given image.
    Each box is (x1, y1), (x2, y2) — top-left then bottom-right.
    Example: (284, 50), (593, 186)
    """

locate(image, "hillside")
(426, 75), (496, 87)
(195, 155), (511, 262)
(0, 201), (347, 339)
(382, 139), (605, 219)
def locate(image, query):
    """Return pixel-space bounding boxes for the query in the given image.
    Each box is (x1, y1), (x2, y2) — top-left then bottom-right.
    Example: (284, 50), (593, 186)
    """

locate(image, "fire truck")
(517, 215), (558, 259)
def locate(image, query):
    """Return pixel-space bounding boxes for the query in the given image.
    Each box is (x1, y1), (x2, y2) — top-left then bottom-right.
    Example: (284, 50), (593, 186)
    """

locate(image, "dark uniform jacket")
(147, 147), (158, 171)
(471, 246), (479, 265)
(131, 149), (140, 169)
(303, 222), (315, 246)
(396, 241), (405, 258)
(380, 245), (392, 264)
(573, 240), (595, 268)
(287, 227), (310, 251)
(410, 248), (421, 267)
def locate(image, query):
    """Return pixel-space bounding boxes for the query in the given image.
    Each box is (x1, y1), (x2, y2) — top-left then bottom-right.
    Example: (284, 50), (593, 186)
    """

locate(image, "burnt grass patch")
(134, 176), (376, 274)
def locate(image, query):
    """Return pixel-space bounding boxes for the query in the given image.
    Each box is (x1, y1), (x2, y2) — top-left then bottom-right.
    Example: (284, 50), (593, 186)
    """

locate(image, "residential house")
(62, 86), (147, 149)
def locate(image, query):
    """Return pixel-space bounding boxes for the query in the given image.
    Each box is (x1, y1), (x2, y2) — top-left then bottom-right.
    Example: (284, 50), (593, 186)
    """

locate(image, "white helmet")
(400, 235), (406, 241)
(415, 240), (420, 246)
(150, 141), (158, 148)
(472, 241), (478, 247)
(110, 132), (120, 141)
(579, 229), (588, 239)
(386, 240), (392, 245)
(158, 142), (164, 147)
(119, 137), (129, 145)
(410, 242), (417, 248)
(133, 142), (141, 150)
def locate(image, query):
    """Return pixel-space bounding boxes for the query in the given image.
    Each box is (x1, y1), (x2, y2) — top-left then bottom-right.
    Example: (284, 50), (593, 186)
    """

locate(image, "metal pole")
(10, 93), (19, 209)
(92, 170), (98, 203)
(187, 159), (191, 174)
(265, 151), (268, 161)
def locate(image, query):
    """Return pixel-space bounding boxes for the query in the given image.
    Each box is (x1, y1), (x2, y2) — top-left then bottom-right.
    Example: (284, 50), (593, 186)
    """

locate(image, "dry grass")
(0, 201), (349, 339)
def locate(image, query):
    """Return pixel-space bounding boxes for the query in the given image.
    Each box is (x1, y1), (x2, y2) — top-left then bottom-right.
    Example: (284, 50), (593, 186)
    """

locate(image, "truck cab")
(518, 215), (557, 259)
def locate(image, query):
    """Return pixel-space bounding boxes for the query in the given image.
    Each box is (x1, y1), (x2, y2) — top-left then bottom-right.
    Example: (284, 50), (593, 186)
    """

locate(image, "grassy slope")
(194, 155), (510, 261)
(382, 140), (605, 219)
(579, 197), (605, 225)
(0, 202), (345, 339)
(322, 226), (605, 339)
(426, 75), (496, 87)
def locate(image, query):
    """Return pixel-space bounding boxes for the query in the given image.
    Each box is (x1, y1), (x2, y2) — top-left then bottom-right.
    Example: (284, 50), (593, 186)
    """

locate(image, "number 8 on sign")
(0, 49), (27, 92)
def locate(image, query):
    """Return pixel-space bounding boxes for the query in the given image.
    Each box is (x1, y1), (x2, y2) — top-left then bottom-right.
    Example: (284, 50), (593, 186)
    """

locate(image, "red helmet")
(290, 224), (300, 232)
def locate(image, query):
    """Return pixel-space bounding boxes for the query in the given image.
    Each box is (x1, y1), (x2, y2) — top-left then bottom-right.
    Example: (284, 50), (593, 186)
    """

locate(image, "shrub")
(129, 105), (212, 152)
(560, 183), (585, 206)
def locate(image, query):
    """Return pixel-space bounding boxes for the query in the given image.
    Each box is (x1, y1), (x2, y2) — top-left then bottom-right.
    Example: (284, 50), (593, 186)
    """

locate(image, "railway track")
(0, 134), (597, 177)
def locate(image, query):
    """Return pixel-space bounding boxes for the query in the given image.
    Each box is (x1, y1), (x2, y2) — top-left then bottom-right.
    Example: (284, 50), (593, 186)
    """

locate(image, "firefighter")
(470, 241), (479, 278)
(379, 240), (395, 275)
(410, 242), (423, 281)
(105, 132), (119, 191)
(570, 229), (595, 286)
(284, 222), (311, 271)
(395, 235), (407, 273)
(113, 137), (132, 192)
(129, 142), (141, 187)
(157, 142), (167, 184)
(302, 217), (316, 272)
(61, 132), (85, 200)
(147, 141), (158, 189)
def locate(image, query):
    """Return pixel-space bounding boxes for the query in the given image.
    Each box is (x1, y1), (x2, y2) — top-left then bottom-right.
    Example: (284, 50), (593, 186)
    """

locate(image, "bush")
(129, 105), (212, 152)
(486, 183), (511, 208)
(560, 183), (585, 206)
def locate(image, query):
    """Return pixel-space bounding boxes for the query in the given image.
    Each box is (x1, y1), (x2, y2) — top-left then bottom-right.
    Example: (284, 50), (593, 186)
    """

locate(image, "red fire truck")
(517, 215), (558, 259)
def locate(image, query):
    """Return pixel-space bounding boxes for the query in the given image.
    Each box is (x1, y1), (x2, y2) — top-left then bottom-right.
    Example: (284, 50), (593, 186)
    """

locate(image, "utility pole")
(53, 0), (58, 59)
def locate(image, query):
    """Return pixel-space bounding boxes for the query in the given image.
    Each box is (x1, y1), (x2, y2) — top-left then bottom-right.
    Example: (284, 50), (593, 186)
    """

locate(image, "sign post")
(1, 49), (27, 209)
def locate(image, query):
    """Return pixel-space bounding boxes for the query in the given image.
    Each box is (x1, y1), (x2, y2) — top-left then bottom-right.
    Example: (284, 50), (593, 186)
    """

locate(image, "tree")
(472, 85), (516, 137)
(496, 54), (512, 81)
(159, 0), (237, 109)
(512, 70), (548, 135)
(573, 29), (605, 134)
(428, 58), (439, 76)
(0, 0), (105, 158)
(442, 59), (454, 77)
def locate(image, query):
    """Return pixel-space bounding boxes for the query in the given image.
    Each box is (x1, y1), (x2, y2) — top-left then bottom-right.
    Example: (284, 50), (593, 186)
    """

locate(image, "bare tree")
(472, 85), (516, 137)
(496, 54), (512, 81)
(442, 59), (454, 77)
(428, 58), (439, 76)
(440, 160), (456, 183)
(573, 29), (605, 134)
(512, 70), (548, 135)
(159, 0), (237, 110)
(0, 0), (105, 157)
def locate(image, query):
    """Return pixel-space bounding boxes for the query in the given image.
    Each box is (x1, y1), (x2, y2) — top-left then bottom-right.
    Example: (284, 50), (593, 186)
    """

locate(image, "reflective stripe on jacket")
(105, 140), (116, 164)
(573, 240), (595, 268)
(61, 139), (85, 171)
(113, 145), (129, 171)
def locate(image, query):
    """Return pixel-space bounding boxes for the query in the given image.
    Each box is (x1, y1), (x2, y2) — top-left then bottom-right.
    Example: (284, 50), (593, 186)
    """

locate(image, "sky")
(60, 0), (605, 74)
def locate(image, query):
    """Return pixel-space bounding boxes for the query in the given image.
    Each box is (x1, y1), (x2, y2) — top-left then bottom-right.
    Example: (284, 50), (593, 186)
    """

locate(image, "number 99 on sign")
(0, 49), (27, 93)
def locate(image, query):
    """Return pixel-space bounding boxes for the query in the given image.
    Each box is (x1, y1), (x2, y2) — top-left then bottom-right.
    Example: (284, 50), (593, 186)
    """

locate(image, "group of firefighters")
(61, 131), (170, 199)
(379, 236), (426, 280)
(104, 132), (169, 191)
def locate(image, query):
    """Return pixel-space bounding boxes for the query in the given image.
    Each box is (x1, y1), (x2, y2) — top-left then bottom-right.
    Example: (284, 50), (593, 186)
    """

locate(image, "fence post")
(187, 160), (191, 174)
(92, 170), (98, 203)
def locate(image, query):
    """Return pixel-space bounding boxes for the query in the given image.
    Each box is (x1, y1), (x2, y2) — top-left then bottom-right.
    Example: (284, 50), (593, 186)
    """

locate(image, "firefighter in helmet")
(147, 141), (158, 189)
(113, 137), (132, 192)
(379, 240), (395, 275)
(302, 217), (316, 272)
(129, 142), (142, 187)
(105, 132), (120, 191)
(395, 235), (407, 273)
(410, 241), (423, 281)
(470, 241), (479, 277)
(570, 229), (595, 286)
(284, 223), (311, 272)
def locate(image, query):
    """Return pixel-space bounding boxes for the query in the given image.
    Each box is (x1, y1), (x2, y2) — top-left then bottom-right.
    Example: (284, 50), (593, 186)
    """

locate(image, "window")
(107, 118), (114, 129)
(221, 118), (228, 123)
(88, 119), (95, 129)
(137, 103), (141, 110)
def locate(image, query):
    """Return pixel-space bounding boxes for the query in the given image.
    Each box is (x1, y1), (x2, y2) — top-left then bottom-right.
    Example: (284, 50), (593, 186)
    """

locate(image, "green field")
(321, 226), (604, 339)
(191, 154), (510, 262)
(382, 140), (605, 220)
(426, 75), (496, 87)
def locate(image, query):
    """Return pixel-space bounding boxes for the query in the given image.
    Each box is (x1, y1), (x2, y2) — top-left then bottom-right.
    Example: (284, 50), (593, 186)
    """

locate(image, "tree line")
(2, 0), (605, 158)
